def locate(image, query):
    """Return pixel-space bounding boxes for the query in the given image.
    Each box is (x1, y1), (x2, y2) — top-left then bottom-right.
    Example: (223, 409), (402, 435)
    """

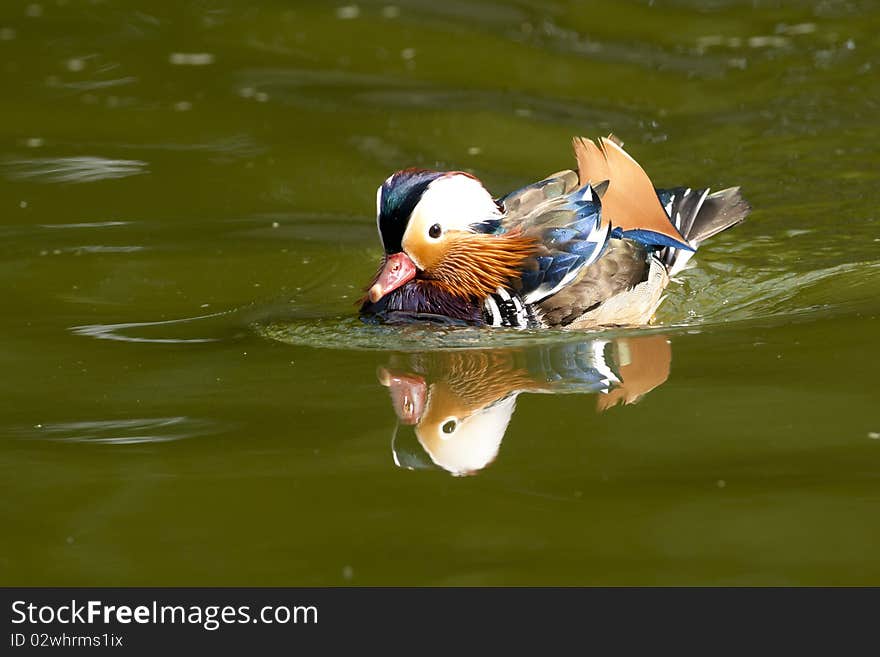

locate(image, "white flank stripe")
(484, 297), (502, 326)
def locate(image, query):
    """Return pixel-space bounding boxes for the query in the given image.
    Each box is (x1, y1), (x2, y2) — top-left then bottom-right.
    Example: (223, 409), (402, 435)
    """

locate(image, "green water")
(2, 0), (879, 585)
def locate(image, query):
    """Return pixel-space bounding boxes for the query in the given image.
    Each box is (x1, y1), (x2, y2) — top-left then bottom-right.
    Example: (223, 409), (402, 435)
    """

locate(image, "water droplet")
(747, 35), (789, 48)
(777, 22), (815, 35)
(382, 5), (400, 18)
(168, 52), (214, 66)
(66, 57), (86, 72)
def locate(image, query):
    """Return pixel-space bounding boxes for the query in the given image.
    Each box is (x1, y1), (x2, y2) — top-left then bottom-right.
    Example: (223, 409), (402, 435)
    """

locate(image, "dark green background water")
(2, 0), (878, 585)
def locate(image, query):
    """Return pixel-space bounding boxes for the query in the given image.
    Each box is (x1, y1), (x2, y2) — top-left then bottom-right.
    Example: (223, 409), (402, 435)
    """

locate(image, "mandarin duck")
(360, 136), (750, 329)
(380, 335), (672, 475)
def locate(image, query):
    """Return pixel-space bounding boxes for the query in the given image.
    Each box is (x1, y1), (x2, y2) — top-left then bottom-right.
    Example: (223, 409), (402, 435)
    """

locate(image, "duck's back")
(535, 184), (751, 329)
(536, 238), (656, 327)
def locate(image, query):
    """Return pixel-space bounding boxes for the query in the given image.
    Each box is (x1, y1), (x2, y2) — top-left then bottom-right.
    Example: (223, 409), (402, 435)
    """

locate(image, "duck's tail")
(656, 186), (751, 276)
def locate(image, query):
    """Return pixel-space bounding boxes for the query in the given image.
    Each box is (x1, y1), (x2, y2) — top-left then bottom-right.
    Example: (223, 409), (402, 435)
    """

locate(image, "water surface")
(1, 0), (878, 585)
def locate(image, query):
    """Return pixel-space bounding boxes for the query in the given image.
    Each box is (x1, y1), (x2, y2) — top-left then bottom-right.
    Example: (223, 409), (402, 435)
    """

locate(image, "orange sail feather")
(573, 136), (689, 245)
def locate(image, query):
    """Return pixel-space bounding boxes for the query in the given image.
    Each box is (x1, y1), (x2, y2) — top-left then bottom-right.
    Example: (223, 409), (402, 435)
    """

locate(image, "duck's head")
(367, 169), (536, 304)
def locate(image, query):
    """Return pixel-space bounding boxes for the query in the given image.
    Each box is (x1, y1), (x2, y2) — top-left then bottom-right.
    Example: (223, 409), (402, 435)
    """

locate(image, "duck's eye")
(428, 223), (442, 239)
(441, 419), (457, 434)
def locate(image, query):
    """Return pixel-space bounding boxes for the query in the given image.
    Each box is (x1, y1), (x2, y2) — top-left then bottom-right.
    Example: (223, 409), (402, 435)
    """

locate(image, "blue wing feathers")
(568, 239), (601, 256)
(570, 213), (600, 235)
(501, 178), (702, 304)
(569, 184), (594, 204)
(520, 190), (610, 303)
(545, 227), (578, 245)
(611, 227), (694, 251)
(535, 255), (554, 270)
(549, 252), (581, 270)
(546, 265), (574, 285)
(519, 270), (542, 291)
(528, 342), (618, 393)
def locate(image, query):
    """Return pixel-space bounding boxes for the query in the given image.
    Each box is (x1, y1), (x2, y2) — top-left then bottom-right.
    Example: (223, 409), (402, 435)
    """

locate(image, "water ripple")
(22, 417), (218, 444)
(54, 245), (145, 254)
(236, 67), (620, 125)
(48, 76), (138, 91)
(257, 259), (880, 352)
(71, 311), (234, 344)
(256, 315), (637, 352)
(3, 156), (148, 184)
(40, 221), (131, 229)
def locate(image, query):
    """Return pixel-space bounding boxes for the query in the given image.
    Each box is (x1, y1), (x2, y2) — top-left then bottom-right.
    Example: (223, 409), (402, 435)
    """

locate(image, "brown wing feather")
(573, 136), (688, 244)
(537, 239), (649, 326)
(498, 169), (580, 231)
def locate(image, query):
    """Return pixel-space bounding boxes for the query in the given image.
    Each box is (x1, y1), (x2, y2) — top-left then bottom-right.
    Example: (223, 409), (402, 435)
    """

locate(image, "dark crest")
(378, 169), (444, 254)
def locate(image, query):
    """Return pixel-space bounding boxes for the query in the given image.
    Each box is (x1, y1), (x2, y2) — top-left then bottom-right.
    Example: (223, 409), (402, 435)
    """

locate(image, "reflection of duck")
(361, 136), (749, 329)
(378, 335), (671, 476)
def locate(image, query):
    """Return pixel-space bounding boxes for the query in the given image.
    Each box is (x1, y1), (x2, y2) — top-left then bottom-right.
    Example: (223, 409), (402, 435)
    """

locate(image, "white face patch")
(401, 173), (500, 269)
(415, 395), (516, 476)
